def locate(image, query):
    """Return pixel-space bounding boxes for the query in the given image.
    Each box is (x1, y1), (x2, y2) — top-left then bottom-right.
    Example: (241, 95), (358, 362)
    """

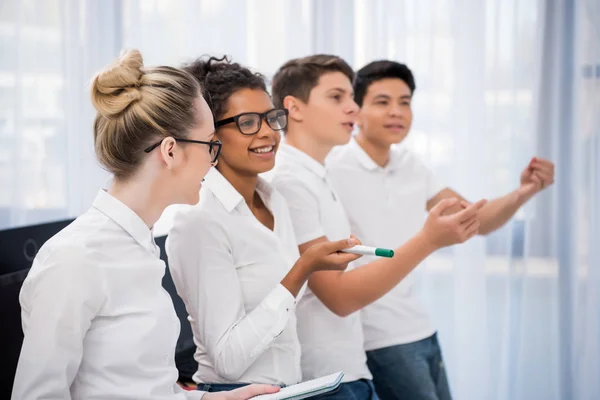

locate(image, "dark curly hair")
(182, 56), (267, 120)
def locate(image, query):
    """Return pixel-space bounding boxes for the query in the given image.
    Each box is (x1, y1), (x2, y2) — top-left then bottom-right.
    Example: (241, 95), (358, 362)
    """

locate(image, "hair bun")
(91, 49), (145, 118)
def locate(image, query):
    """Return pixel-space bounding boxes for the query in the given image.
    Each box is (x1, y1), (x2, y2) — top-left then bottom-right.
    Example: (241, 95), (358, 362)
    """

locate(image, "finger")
(322, 237), (361, 254)
(453, 199), (487, 223)
(532, 157), (553, 166)
(529, 173), (542, 185)
(460, 200), (471, 209)
(233, 384), (280, 398)
(463, 219), (480, 238)
(459, 213), (478, 227)
(430, 198), (460, 216)
(349, 234), (362, 245)
(537, 172), (554, 185)
(531, 163), (554, 176)
(332, 252), (362, 265)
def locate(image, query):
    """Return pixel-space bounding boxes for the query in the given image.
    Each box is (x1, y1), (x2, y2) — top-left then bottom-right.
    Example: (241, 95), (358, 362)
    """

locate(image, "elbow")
(212, 347), (253, 382)
(324, 301), (358, 318)
(214, 360), (245, 382)
(335, 308), (355, 318)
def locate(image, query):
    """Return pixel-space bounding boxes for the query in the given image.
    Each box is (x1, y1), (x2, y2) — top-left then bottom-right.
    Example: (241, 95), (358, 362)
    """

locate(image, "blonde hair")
(91, 49), (202, 179)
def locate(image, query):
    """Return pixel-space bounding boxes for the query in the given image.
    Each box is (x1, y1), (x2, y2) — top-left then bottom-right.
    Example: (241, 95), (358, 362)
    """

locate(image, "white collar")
(92, 189), (157, 254)
(204, 168), (275, 213)
(278, 143), (327, 179)
(349, 137), (403, 172)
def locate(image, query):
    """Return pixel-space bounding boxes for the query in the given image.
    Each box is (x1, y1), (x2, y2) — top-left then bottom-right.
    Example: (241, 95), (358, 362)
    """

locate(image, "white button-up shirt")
(166, 169), (302, 386)
(12, 190), (205, 400)
(327, 138), (446, 350)
(267, 143), (373, 383)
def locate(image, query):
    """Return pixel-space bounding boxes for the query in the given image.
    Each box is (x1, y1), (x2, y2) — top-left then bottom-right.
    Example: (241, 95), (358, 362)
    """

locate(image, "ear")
(283, 95), (304, 123)
(159, 137), (178, 170)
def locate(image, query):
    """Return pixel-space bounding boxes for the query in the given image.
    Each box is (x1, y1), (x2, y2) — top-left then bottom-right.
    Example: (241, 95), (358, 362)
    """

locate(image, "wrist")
(515, 186), (533, 206)
(415, 229), (441, 253)
(293, 256), (314, 278)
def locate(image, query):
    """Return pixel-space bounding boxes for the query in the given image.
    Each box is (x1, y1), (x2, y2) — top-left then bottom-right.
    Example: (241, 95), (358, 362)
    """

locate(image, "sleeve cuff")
(249, 284), (296, 358)
(263, 283), (296, 314)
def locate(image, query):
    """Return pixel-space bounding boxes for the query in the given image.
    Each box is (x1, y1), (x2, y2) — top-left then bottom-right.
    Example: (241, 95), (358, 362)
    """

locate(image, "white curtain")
(2, 1), (598, 399)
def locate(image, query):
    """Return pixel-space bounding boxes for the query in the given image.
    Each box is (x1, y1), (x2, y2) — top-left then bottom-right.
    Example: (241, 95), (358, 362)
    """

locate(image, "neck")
(355, 132), (391, 168)
(285, 124), (334, 165)
(217, 164), (259, 208)
(108, 174), (168, 229)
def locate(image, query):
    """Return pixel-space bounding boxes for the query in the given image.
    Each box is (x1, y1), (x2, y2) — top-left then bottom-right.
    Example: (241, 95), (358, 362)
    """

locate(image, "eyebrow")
(372, 94), (412, 101)
(327, 87), (354, 97)
(372, 94), (391, 101)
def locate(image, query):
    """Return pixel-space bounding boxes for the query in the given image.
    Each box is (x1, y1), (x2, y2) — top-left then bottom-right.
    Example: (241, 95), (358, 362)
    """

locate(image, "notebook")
(251, 372), (344, 400)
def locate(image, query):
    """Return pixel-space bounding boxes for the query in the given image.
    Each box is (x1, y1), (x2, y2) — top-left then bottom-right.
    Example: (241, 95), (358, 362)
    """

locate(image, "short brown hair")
(91, 49), (202, 179)
(271, 54), (354, 109)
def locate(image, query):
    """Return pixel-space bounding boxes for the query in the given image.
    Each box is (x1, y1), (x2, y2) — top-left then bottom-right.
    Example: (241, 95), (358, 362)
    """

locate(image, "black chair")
(0, 219), (74, 398)
(156, 235), (198, 382)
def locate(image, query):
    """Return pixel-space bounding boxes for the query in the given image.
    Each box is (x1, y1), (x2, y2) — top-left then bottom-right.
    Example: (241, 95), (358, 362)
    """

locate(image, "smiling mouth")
(249, 145), (274, 154)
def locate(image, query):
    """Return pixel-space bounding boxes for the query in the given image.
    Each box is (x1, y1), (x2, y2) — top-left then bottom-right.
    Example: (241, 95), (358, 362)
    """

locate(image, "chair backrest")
(0, 219), (74, 397)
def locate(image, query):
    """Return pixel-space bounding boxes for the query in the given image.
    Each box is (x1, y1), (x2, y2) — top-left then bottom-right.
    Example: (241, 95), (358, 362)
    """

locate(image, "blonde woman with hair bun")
(11, 49), (279, 400)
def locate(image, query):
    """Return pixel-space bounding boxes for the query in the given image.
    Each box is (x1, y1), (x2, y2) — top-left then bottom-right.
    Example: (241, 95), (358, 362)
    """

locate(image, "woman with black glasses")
(12, 50), (280, 400)
(165, 57), (362, 393)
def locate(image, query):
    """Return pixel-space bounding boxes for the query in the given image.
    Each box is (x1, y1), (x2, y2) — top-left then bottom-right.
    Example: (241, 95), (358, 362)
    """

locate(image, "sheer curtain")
(2, 0), (598, 399)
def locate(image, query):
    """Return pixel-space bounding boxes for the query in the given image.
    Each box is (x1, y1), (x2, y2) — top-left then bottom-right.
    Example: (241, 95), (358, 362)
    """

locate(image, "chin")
(331, 131), (353, 146)
(387, 132), (408, 145)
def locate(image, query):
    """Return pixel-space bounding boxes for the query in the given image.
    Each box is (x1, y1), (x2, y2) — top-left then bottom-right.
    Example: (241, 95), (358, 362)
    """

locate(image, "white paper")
(250, 372), (344, 400)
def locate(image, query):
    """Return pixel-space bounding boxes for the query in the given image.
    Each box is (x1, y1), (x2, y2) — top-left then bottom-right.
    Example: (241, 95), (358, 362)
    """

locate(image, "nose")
(345, 99), (359, 115)
(389, 103), (403, 118)
(256, 117), (276, 139)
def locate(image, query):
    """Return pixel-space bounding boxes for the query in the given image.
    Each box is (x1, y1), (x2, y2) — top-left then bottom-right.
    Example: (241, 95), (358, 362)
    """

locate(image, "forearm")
(478, 189), (529, 235)
(311, 232), (437, 317)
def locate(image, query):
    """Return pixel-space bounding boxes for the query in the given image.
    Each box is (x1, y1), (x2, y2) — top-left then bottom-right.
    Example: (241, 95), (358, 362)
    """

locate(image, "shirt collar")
(278, 143), (327, 179)
(349, 137), (403, 172)
(204, 168), (276, 213)
(92, 189), (158, 254)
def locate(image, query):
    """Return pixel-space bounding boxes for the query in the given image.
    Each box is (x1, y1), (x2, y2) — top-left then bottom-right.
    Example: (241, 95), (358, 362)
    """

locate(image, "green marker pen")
(342, 245), (394, 258)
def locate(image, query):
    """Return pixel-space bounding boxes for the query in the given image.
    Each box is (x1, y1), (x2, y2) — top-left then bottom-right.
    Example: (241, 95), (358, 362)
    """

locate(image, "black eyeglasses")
(215, 108), (289, 135)
(144, 138), (222, 163)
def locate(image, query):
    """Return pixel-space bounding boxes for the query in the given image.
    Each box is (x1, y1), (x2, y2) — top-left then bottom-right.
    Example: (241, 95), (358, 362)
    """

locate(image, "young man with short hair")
(268, 55), (487, 400)
(326, 60), (555, 400)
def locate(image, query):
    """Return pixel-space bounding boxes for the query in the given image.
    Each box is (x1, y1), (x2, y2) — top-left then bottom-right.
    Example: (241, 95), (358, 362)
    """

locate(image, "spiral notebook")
(251, 371), (344, 400)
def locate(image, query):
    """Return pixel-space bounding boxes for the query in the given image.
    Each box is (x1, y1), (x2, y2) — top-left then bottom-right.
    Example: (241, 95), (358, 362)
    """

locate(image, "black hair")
(183, 56), (267, 120)
(354, 60), (416, 107)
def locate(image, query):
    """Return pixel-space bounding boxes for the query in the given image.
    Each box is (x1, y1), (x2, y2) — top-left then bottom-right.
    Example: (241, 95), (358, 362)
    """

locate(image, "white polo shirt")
(267, 143), (373, 383)
(327, 137), (446, 351)
(166, 169), (303, 386)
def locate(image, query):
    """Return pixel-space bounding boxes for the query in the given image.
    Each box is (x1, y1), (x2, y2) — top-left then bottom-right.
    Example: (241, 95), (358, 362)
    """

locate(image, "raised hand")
(421, 198), (488, 248)
(519, 157), (555, 199)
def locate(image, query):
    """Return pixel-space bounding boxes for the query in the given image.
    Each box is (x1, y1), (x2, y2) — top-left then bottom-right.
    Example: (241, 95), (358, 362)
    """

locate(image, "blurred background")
(0, 0), (598, 399)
